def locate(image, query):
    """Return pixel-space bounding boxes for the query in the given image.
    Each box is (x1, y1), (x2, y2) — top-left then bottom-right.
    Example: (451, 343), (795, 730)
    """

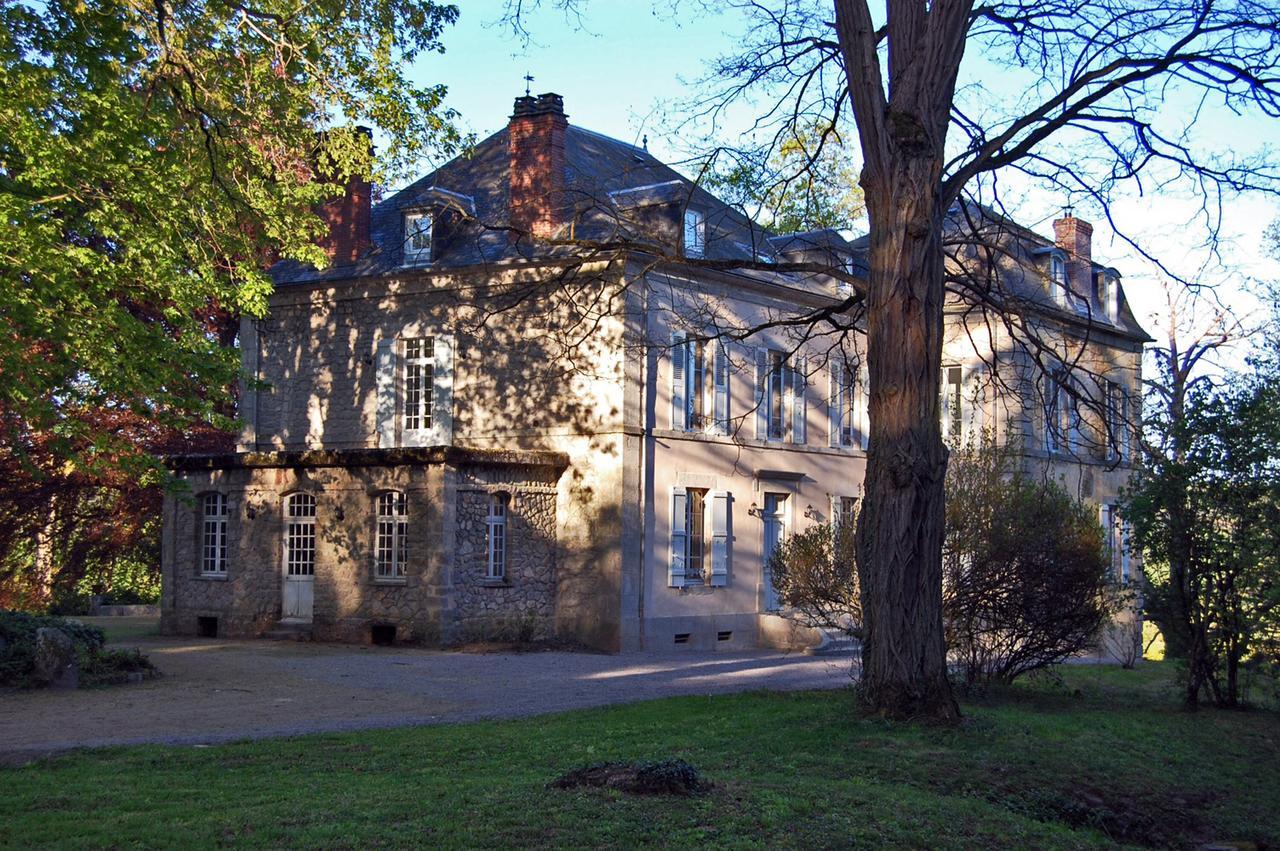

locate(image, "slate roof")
(270, 110), (1149, 343)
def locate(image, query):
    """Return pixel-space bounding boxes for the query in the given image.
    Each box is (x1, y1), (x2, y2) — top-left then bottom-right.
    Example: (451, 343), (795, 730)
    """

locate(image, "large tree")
(512, 0), (1280, 720)
(0, 0), (465, 475)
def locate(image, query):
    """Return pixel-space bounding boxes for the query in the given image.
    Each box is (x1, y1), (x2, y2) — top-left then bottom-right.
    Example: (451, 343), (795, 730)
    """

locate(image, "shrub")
(0, 609), (106, 686)
(767, 520), (861, 636)
(944, 442), (1122, 686)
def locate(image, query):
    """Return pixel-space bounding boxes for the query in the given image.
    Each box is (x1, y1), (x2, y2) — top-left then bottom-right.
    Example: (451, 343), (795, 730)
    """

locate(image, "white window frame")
(284, 493), (317, 577)
(768, 350), (787, 441)
(374, 492), (408, 581)
(941, 365), (963, 443)
(404, 211), (433, 265)
(683, 209), (705, 258)
(1050, 254), (1067, 307)
(402, 337), (435, 435)
(485, 492), (509, 581)
(201, 493), (229, 576)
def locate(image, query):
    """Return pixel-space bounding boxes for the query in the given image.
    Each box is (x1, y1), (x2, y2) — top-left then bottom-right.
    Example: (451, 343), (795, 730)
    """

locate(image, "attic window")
(684, 209), (705, 258)
(1098, 273), (1119, 321)
(404, 211), (432, 266)
(1050, 254), (1067, 307)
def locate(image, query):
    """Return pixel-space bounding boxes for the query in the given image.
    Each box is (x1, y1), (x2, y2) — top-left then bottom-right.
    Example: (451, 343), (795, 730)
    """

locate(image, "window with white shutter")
(670, 486), (733, 588)
(671, 331), (688, 430)
(711, 341), (730, 434)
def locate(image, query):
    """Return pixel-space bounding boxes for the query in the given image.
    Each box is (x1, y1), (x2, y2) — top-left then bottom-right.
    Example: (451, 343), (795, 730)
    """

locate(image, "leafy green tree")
(0, 0), (465, 477)
(1126, 373), (1280, 708)
(703, 123), (865, 234)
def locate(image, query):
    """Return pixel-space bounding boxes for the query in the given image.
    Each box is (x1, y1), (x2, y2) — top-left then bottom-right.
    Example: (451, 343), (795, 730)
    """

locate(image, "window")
(686, 488), (708, 586)
(683, 209), (705, 257)
(1104, 379), (1128, 460)
(1099, 504), (1131, 583)
(1045, 372), (1080, 454)
(375, 492), (407, 580)
(669, 488), (730, 588)
(768, 351), (786, 439)
(837, 496), (859, 530)
(1097, 273), (1120, 321)
(404, 211), (433, 265)
(485, 492), (508, 581)
(830, 361), (868, 449)
(284, 494), (316, 577)
(941, 365), (963, 442)
(1050, 254), (1067, 306)
(403, 337), (435, 433)
(201, 493), (228, 576)
(671, 334), (729, 433)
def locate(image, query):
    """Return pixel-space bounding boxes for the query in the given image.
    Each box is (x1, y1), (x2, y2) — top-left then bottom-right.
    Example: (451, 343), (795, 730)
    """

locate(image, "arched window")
(284, 493), (316, 577)
(201, 493), (228, 576)
(375, 492), (407, 580)
(485, 492), (509, 581)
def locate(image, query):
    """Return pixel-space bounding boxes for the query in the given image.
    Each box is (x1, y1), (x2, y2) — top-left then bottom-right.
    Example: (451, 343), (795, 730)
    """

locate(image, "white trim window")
(1104, 379), (1129, 461)
(768, 350), (787, 440)
(403, 337), (435, 434)
(1046, 371), (1080, 454)
(1098, 273), (1120, 321)
(1099, 504), (1132, 583)
(836, 495), (859, 530)
(755, 349), (805, 444)
(671, 333), (730, 434)
(404, 211), (433, 265)
(284, 493), (316, 577)
(201, 493), (229, 576)
(485, 492), (509, 581)
(1050, 254), (1068, 307)
(669, 487), (730, 587)
(683, 209), (706, 258)
(830, 360), (868, 449)
(375, 492), (407, 580)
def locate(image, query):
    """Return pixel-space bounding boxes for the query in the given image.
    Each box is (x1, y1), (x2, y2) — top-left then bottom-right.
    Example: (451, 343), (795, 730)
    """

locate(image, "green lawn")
(3, 663), (1277, 849)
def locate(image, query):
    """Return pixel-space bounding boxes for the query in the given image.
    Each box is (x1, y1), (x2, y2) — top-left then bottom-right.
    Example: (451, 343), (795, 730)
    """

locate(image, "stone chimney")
(317, 126), (373, 265)
(1053, 213), (1093, 299)
(508, 93), (568, 238)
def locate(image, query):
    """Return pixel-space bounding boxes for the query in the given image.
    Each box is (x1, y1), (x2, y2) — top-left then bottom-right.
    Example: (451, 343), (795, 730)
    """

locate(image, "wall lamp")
(803, 504), (817, 519)
(748, 502), (762, 517)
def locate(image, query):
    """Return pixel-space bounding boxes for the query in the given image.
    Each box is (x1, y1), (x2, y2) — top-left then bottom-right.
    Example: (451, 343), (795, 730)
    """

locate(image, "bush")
(944, 442), (1122, 686)
(80, 647), (156, 687)
(767, 520), (861, 636)
(767, 440), (1122, 686)
(0, 609), (106, 686)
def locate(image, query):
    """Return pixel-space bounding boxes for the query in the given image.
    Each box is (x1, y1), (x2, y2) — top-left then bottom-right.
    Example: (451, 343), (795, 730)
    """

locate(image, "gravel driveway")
(1, 625), (852, 761)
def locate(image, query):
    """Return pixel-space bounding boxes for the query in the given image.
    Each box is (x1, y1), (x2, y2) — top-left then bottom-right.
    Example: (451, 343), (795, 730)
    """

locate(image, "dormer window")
(1098, 273), (1119, 321)
(684, 209), (705, 258)
(404, 211), (433, 265)
(1050, 254), (1067, 307)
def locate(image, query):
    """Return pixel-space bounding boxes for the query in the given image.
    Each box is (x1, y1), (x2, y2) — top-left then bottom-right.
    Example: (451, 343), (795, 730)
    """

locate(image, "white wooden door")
(282, 496), (316, 622)
(761, 493), (788, 611)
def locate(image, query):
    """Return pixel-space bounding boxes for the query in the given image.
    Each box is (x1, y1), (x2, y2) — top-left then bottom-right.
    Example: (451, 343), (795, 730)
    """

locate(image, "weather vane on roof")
(523, 73), (534, 96)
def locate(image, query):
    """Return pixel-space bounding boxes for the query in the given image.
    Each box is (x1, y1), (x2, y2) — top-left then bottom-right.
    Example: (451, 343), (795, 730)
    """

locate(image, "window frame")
(485, 491), (509, 582)
(200, 492), (229, 577)
(283, 493), (317, 578)
(374, 491), (408, 582)
(685, 487), (709, 586)
(402, 337), (435, 434)
(683, 209), (706, 258)
(403, 210), (433, 266)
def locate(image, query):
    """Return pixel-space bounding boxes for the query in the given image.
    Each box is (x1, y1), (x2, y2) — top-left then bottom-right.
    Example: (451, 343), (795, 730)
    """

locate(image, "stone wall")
(161, 450), (565, 645)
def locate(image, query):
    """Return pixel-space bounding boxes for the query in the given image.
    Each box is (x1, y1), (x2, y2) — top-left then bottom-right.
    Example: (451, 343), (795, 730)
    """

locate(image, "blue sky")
(406, 2), (1279, 349)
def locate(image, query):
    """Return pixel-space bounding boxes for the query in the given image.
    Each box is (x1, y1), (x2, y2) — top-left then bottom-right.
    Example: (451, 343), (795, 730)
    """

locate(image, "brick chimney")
(508, 93), (568, 238)
(1053, 213), (1093, 299)
(317, 126), (373, 265)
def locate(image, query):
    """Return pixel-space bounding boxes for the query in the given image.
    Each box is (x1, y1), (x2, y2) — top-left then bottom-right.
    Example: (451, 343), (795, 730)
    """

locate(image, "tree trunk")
(854, 173), (960, 723)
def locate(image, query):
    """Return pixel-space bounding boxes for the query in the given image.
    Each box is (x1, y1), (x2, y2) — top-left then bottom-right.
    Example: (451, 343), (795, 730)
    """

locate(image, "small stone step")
(262, 622), (313, 642)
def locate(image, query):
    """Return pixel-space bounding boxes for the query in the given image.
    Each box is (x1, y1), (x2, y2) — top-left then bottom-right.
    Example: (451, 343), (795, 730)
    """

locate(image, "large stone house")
(160, 93), (1150, 651)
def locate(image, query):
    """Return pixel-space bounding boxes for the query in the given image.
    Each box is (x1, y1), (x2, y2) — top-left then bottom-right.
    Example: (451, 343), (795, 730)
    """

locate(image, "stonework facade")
(162, 93), (1149, 655)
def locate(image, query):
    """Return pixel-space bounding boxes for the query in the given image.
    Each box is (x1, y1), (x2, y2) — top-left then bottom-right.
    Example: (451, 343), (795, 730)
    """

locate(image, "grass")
(2, 662), (1277, 849)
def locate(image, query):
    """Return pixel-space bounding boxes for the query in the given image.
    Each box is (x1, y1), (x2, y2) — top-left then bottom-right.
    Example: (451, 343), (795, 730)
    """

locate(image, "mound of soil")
(550, 759), (705, 796)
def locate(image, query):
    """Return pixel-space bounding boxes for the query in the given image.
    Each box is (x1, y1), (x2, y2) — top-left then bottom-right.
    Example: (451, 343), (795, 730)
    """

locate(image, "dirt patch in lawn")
(550, 759), (706, 796)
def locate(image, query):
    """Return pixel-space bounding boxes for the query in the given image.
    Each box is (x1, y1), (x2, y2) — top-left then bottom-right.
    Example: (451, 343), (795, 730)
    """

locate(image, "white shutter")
(754, 348), (768, 440)
(1120, 520), (1132, 583)
(671, 331), (687, 430)
(431, 334), (455, 445)
(829, 493), (839, 527)
(857, 365), (870, 450)
(375, 338), (397, 448)
(1099, 504), (1113, 577)
(963, 363), (984, 439)
(710, 490), (729, 587)
(669, 488), (688, 587)
(792, 356), (807, 444)
(712, 341), (729, 434)
(828, 363), (840, 448)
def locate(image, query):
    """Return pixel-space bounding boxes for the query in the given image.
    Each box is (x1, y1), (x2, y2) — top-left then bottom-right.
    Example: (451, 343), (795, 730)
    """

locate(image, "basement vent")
(370, 622), (397, 646)
(717, 630), (733, 642)
(196, 616), (218, 638)
(673, 633), (691, 645)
